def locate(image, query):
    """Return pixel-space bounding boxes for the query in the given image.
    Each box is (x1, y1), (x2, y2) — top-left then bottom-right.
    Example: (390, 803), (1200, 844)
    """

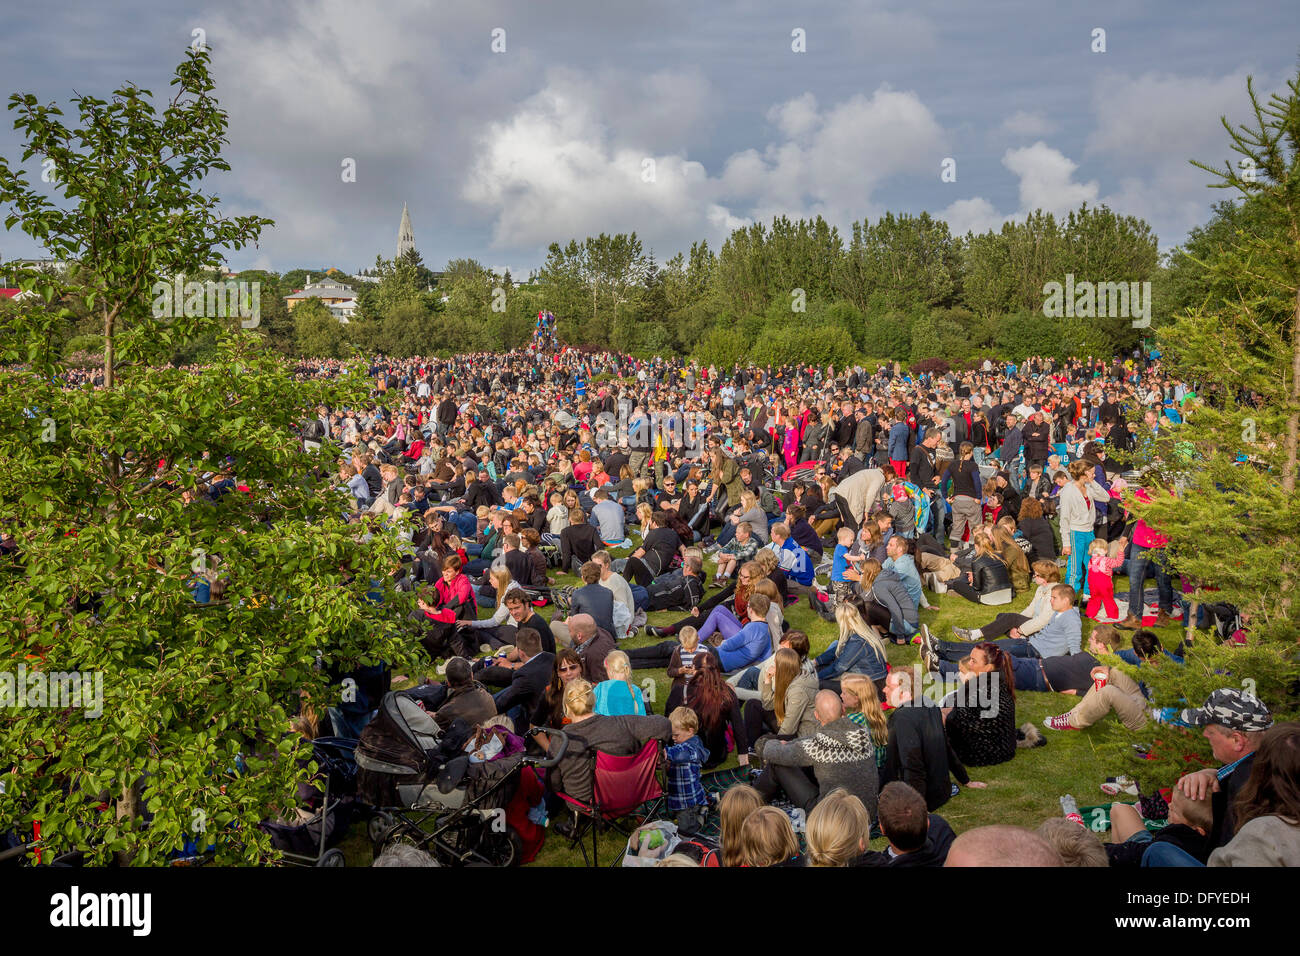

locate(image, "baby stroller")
(355, 692), (567, 866)
(259, 737), (366, 867)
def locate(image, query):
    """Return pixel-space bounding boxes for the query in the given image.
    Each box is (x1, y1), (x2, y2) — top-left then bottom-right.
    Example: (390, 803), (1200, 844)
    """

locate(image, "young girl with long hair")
(686, 653), (749, 769)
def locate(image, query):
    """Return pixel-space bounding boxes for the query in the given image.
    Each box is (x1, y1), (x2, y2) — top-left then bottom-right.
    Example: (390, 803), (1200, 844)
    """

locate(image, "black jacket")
(857, 814), (956, 867)
(491, 651), (554, 717)
(883, 704), (968, 812)
(560, 523), (602, 570)
(833, 415), (857, 450)
(504, 549), (545, 588)
(463, 480), (502, 512)
(971, 553), (1012, 594)
(645, 569), (705, 612)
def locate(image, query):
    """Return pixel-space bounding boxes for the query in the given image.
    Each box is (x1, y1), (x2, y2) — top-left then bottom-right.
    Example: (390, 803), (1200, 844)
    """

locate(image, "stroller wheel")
(477, 826), (523, 868)
(367, 812), (395, 844)
(318, 848), (346, 868)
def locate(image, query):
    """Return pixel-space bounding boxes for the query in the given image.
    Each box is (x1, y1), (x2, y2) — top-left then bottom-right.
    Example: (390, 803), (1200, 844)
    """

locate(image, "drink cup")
(1094, 672), (1108, 692)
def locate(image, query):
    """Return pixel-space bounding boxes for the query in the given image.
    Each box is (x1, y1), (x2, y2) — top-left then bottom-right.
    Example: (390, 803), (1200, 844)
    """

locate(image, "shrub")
(910, 357), (951, 375)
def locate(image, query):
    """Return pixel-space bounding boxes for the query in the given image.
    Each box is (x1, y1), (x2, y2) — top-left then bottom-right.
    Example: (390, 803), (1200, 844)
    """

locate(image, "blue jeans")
(1141, 842), (1204, 867)
(630, 585), (649, 611)
(716, 522), (737, 547)
(1066, 529), (1094, 593)
(933, 653), (1046, 691)
(1127, 547), (1173, 615)
(990, 637), (1040, 659)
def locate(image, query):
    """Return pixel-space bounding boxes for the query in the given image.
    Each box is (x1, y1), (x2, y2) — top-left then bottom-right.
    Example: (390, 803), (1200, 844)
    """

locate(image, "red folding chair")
(559, 739), (664, 866)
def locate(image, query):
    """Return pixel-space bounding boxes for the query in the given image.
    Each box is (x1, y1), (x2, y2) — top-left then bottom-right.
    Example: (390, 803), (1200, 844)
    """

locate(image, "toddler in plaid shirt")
(666, 706), (710, 835)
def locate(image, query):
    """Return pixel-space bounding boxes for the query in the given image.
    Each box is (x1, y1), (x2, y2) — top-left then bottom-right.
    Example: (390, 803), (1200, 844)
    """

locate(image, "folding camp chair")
(559, 739), (664, 867)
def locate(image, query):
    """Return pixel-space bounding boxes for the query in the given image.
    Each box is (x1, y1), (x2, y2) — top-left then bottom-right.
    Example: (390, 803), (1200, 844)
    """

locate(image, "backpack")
(1204, 603), (1241, 643)
(673, 835), (720, 866)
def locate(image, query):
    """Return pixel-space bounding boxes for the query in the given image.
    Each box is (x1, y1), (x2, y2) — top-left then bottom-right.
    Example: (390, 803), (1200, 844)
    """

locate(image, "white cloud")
(1085, 68), (1270, 246)
(462, 80), (948, 250)
(940, 197), (1002, 237)
(999, 110), (1056, 138)
(1003, 141), (1100, 217)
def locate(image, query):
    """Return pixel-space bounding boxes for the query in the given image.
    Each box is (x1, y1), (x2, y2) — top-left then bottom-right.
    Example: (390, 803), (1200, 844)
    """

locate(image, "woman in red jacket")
(416, 554), (478, 660)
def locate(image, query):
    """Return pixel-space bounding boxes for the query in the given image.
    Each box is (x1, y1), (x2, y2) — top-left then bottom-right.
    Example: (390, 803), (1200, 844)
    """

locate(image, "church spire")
(397, 202), (415, 258)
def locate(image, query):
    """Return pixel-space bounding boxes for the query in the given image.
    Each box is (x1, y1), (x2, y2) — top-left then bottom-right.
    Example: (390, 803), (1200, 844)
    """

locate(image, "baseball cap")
(1179, 688), (1273, 733)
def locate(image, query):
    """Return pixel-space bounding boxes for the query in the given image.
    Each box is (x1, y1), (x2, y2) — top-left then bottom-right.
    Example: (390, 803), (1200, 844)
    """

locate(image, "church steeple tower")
(397, 202), (415, 258)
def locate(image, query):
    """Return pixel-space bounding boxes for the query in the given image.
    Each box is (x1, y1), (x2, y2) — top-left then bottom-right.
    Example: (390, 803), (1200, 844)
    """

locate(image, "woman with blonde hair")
(593, 649), (647, 716)
(991, 522), (1031, 595)
(468, 566), (520, 621)
(751, 548), (789, 604)
(839, 673), (890, 766)
(948, 529), (1013, 606)
(634, 500), (654, 540)
(815, 603), (889, 693)
(738, 806), (802, 867)
(717, 784), (765, 867)
(748, 646), (818, 744)
(806, 789), (872, 867)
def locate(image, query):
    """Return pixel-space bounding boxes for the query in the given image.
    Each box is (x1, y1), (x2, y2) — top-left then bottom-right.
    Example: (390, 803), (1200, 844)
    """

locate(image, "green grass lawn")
(341, 549), (1181, 866)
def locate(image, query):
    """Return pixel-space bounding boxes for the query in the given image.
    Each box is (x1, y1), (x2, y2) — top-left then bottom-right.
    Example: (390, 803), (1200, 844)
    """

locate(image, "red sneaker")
(1044, 714), (1080, 731)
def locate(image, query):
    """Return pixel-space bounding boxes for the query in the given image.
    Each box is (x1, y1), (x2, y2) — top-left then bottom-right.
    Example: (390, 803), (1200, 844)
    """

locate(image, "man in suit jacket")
(481, 628), (553, 722)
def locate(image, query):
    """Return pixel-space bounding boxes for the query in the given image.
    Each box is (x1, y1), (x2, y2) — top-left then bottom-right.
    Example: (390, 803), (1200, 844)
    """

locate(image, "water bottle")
(1060, 793), (1084, 826)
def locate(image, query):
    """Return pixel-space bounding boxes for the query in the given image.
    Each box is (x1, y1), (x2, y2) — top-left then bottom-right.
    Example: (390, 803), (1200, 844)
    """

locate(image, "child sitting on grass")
(1106, 787), (1213, 866)
(667, 706), (711, 836)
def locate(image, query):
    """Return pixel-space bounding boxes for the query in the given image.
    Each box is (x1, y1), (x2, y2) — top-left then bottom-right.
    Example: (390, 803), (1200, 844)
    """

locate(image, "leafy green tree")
(293, 297), (346, 358)
(860, 310), (913, 363)
(837, 212), (959, 312)
(1104, 69), (1300, 789)
(380, 300), (439, 357)
(0, 49), (411, 863)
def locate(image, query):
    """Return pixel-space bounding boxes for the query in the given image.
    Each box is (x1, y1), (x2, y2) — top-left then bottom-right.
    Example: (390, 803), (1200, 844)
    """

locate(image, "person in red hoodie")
(416, 554), (478, 659)
(1119, 474), (1177, 628)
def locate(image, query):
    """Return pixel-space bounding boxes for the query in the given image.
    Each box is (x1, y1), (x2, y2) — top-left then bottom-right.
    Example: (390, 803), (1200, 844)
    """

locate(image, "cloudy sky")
(1, 1), (1296, 276)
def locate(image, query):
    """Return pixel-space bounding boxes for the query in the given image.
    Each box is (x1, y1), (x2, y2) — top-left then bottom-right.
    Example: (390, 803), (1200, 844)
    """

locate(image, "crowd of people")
(70, 338), (1293, 867)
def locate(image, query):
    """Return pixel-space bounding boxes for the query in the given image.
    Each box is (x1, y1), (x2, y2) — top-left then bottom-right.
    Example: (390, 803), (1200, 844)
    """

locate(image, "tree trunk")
(103, 306), (115, 390)
(113, 780), (140, 866)
(1287, 285), (1300, 494)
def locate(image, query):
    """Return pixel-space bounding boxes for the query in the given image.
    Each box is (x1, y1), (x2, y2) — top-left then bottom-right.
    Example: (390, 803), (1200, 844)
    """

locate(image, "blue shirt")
(717, 620), (771, 672)
(883, 554), (923, 607)
(1029, 607), (1082, 658)
(593, 680), (646, 716)
(778, 538), (815, 586)
(831, 544), (851, 582)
